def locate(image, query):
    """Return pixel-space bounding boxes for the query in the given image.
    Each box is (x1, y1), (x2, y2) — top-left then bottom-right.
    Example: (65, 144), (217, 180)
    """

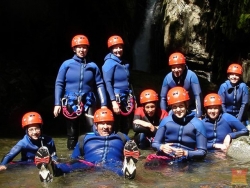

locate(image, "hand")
(172, 148), (187, 157)
(0, 165), (7, 171)
(160, 143), (175, 155)
(213, 143), (228, 152)
(53, 106), (61, 117)
(112, 101), (120, 114)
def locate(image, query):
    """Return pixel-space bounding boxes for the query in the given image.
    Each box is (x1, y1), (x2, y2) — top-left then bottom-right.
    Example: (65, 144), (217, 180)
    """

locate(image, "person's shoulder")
(221, 112), (237, 121)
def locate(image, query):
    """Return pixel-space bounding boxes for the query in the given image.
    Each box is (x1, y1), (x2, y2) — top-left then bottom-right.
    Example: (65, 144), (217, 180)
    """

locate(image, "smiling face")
(95, 121), (113, 136)
(73, 45), (88, 58)
(206, 105), (221, 120)
(171, 101), (187, 118)
(27, 124), (41, 140)
(111, 44), (123, 58)
(171, 64), (185, 77)
(228, 73), (241, 85)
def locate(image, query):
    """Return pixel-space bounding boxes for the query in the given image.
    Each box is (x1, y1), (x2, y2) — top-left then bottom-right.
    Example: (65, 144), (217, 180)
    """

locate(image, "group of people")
(0, 34), (249, 184)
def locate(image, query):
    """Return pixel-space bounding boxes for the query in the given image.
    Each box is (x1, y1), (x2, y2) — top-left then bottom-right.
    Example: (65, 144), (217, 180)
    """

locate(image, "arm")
(160, 76), (169, 110)
(94, 65), (107, 107)
(236, 84), (249, 121)
(0, 145), (22, 170)
(152, 126), (166, 151)
(218, 84), (227, 113)
(190, 73), (203, 118)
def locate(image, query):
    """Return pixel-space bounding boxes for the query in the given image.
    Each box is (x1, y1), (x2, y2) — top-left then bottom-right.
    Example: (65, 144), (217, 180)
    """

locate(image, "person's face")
(111, 44), (123, 58)
(144, 102), (156, 117)
(27, 124), (41, 140)
(95, 121), (113, 136)
(171, 102), (187, 118)
(206, 105), (221, 120)
(228, 73), (240, 84)
(171, 64), (185, 77)
(73, 45), (88, 58)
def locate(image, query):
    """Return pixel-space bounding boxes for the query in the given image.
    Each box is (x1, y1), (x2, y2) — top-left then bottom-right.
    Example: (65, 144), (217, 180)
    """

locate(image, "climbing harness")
(61, 94), (84, 119)
(115, 91), (135, 116)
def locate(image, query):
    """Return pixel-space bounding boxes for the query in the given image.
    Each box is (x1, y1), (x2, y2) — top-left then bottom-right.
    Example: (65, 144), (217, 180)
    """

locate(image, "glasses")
(27, 127), (41, 133)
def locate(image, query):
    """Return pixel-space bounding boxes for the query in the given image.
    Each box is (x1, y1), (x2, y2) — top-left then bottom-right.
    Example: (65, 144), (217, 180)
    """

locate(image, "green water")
(0, 137), (249, 188)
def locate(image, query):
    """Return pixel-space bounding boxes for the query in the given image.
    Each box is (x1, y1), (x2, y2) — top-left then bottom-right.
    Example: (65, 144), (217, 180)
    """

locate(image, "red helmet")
(227, 63), (243, 75)
(21, 112), (43, 129)
(204, 93), (222, 107)
(107, 35), (124, 48)
(94, 108), (114, 123)
(169, 52), (186, 66)
(71, 35), (90, 48)
(140, 89), (158, 104)
(167, 86), (190, 105)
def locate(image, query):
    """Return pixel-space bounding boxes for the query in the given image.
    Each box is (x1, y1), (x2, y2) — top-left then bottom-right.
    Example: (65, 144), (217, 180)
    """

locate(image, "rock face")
(227, 136), (250, 162)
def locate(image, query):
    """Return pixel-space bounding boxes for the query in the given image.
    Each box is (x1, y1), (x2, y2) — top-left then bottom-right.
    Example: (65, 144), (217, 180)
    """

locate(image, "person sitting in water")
(151, 86), (207, 162)
(133, 89), (168, 149)
(202, 93), (249, 151)
(0, 112), (58, 182)
(35, 107), (140, 181)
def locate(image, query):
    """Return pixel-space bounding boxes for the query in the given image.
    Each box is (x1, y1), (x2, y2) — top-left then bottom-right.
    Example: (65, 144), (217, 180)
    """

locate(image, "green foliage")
(238, 14), (250, 33)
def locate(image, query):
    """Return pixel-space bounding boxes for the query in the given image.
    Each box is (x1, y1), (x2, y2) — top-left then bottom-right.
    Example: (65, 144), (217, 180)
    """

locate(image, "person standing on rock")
(53, 34), (107, 150)
(218, 63), (249, 125)
(102, 35), (136, 135)
(160, 52), (203, 118)
(202, 93), (249, 151)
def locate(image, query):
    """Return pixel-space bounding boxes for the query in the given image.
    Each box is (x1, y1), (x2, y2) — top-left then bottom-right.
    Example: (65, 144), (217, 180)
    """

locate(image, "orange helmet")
(140, 89), (158, 104)
(94, 108), (114, 123)
(169, 52), (186, 66)
(21, 112), (43, 129)
(167, 86), (190, 105)
(107, 35), (124, 48)
(204, 93), (222, 107)
(227, 63), (243, 75)
(71, 35), (89, 48)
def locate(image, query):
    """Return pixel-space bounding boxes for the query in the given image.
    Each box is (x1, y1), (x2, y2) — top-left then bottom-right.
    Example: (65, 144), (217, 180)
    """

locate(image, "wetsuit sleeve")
(132, 108), (151, 133)
(94, 65), (107, 106)
(102, 62), (116, 101)
(71, 142), (81, 159)
(152, 126), (166, 151)
(227, 115), (249, 139)
(190, 73), (203, 118)
(160, 76), (169, 110)
(187, 130), (207, 160)
(237, 84), (249, 121)
(0, 144), (22, 165)
(218, 84), (227, 113)
(54, 62), (68, 105)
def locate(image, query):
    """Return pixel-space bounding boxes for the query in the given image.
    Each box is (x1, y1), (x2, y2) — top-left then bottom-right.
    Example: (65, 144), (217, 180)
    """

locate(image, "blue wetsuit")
(202, 113), (249, 150)
(55, 55), (107, 148)
(133, 107), (168, 149)
(152, 112), (207, 160)
(0, 135), (57, 166)
(218, 80), (249, 122)
(160, 67), (203, 118)
(57, 131), (129, 176)
(102, 53), (132, 134)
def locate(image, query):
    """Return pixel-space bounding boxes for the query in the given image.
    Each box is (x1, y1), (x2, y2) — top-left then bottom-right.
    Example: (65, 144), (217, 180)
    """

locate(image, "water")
(0, 137), (249, 188)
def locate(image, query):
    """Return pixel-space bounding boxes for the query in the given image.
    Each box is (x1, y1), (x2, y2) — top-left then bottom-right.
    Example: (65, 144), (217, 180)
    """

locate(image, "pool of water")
(0, 137), (249, 188)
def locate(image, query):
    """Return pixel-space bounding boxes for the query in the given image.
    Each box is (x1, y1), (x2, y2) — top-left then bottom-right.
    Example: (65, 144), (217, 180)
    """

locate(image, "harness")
(115, 90), (135, 116)
(61, 92), (95, 119)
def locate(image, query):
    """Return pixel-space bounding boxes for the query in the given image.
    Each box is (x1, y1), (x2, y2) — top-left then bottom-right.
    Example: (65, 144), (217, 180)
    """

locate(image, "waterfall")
(133, 0), (156, 72)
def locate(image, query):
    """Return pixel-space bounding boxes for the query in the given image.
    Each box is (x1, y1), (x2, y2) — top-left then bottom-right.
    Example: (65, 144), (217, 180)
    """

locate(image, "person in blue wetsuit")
(133, 89), (168, 149)
(160, 52), (203, 118)
(36, 108), (140, 181)
(53, 34), (107, 150)
(0, 112), (57, 172)
(102, 35), (135, 135)
(152, 86), (207, 162)
(202, 93), (249, 151)
(218, 63), (249, 125)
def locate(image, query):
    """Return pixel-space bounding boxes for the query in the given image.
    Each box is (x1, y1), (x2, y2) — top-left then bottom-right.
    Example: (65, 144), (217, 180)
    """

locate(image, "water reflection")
(0, 137), (250, 188)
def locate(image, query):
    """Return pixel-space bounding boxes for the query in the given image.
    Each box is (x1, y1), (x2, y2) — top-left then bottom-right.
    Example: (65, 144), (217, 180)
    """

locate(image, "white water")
(133, 0), (156, 72)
